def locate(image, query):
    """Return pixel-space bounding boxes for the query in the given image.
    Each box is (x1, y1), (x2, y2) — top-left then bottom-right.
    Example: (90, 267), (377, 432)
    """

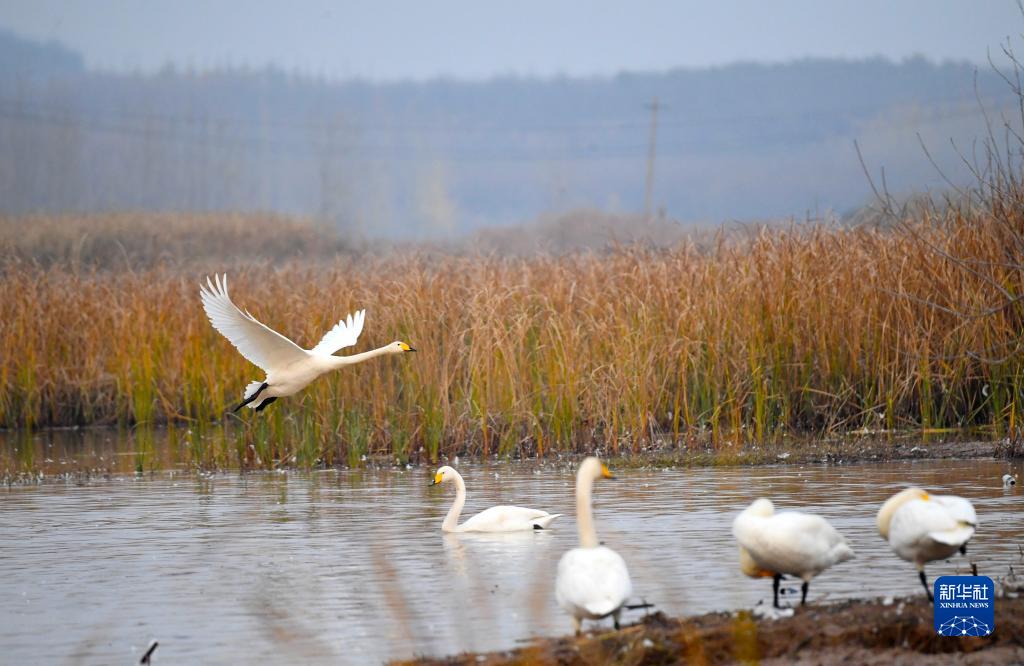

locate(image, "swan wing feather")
(888, 497), (974, 562)
(734, 510), (853, 577)
(929, 525), (976, 546)
(933, 495), (978, 526)
(200, 275), (309, 372)
(310, 309), (366, 356)
(460, 505), (556, 532)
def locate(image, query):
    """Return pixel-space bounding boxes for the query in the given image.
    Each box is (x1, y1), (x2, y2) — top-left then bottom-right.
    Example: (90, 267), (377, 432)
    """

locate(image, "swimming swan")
(1003, 473), (1017, 488)
(732, 498), (854, 608)
(429, 466), (561, 532)
(200, 274), (416, 411)
(555, 457), (632, 634)
(877, 487), (977, 600)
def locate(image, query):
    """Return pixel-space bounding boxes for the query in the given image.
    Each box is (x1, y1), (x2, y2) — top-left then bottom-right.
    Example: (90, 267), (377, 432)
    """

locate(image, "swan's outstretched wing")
(200, 274), (309, 372)
(310, 309), (365, 356)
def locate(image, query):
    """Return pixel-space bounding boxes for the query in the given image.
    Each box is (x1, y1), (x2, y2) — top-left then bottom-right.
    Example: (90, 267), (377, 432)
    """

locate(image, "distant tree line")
(0, 28), (1016, 236)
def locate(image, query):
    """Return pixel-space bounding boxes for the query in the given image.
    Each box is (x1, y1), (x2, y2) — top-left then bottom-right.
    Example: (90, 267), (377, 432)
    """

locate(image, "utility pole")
(643, 97), (660, 218)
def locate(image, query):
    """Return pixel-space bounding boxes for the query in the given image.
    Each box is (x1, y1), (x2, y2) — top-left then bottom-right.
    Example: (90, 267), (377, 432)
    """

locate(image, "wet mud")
(401, 594), (1024, 666)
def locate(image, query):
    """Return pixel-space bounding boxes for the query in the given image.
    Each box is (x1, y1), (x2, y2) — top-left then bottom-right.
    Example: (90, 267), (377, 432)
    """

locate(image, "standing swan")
(877, 487), (977, 600)
(199, 274), (416, 411)
(430, 466), (561, 532)
(732, 499), (854, 609)
(555, 457), (632, 634)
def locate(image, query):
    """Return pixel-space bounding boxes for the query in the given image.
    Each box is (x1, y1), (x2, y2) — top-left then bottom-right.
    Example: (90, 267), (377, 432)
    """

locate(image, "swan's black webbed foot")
(254, 397), (278, 412)
(232, 382), (268, 412)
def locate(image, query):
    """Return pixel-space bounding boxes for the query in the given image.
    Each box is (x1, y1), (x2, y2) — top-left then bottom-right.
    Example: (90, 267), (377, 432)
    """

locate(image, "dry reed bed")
(0, 211), (350, 268)
(1, 209), (1022, 465)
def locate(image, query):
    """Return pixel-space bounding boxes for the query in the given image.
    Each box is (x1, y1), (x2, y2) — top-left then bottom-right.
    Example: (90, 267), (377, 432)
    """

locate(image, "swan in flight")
(199, 274), (416, 412)
(732, 498), (854, 609)
(555, 457), (632, 634)
(429, 466), (561, 532)
(877, 487), (977, 600)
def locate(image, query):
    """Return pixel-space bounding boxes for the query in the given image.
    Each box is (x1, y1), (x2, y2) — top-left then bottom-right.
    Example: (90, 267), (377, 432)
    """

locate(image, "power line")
(644, 97), (662, 217)
(0, 95), (1018, 165)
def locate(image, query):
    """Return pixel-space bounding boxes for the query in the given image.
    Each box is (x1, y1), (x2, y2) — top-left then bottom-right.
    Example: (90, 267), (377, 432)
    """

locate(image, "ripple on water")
(0, 457), (1021, 663)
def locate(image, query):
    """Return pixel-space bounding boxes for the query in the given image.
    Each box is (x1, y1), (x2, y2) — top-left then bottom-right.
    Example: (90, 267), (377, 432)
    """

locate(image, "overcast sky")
(1, 1), (1021, 81)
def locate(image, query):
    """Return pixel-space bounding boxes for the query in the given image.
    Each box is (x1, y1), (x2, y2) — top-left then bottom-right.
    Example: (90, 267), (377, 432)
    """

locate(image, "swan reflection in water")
(441, 529), (558, 632)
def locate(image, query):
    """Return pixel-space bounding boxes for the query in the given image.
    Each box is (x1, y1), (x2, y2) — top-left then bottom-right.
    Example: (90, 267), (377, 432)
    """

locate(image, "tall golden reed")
(1, 206), (1021, 463)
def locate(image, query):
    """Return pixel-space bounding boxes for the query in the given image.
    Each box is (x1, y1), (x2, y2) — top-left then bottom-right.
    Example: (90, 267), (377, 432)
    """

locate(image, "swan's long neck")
(325, 345), (393, 369)
(443, 470), (467, 532)
(576, 471), (599, 548)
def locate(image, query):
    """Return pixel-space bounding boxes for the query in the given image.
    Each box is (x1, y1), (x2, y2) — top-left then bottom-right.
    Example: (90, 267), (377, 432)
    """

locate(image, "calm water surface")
(1, 444), (1021, 664)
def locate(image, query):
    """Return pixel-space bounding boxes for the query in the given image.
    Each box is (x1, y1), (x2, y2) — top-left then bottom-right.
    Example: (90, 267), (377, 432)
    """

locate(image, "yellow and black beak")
(399, 342), (417, 352)
(430, 472), (443, 486)
(601, 464), (614, 479)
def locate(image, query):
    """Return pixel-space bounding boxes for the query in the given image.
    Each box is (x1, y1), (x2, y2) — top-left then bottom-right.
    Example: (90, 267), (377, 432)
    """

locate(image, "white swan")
(199, 274), (415, 411)
(429, 466), (561, 532)
(732, 498), (854, 608)
(877, 487), (977, 600)
(1003, 473), (1017, 488)
(555, 457), (632, 634)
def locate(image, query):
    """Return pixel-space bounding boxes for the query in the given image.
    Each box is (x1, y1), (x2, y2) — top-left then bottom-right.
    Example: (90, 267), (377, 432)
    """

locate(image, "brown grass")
(1, 202), (1022, 466)
(0, 211), (351, 269)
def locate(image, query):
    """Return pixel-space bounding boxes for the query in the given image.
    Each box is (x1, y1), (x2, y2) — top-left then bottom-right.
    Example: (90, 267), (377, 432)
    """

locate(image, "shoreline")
(397, 594), (1024, 666)
(1, 429), (1020, 485)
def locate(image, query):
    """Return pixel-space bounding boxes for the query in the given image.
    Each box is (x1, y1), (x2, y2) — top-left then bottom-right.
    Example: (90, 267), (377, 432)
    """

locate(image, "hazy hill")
(0, 29), (1016, 237)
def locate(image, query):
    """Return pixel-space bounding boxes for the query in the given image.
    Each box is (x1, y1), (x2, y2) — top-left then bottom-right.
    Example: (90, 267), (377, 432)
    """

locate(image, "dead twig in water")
(140, 640), (158, 665)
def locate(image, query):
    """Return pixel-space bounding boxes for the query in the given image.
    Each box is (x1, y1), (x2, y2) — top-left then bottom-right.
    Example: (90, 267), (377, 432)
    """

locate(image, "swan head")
(579, 456), (613, 482)
(390, 341), (417, 354)
(744, 498), (775, 518)
(430, 465), (457, 485)
(876, 487), (929, 539)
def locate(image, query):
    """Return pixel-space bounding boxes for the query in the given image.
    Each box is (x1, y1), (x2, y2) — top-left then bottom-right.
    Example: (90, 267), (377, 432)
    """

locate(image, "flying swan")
(876, 487), (977, 600)
(732, 498), (854, 608)
(555, 457), (632, 634)
(429, 466), (561, 532)
(199, 274), (416, 412)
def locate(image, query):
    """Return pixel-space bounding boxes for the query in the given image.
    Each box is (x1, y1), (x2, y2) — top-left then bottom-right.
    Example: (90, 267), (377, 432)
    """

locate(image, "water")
(1, 440), (1021, 664)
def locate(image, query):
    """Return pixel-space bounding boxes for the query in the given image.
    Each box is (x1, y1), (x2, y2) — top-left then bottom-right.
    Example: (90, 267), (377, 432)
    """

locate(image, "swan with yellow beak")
(555, 457), (633, 634)
(430, 466), (561, 532)
(877, 487), (977, 600)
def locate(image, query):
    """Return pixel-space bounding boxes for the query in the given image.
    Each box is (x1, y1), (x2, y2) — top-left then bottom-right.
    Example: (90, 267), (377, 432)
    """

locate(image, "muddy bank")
(400, 595), (1024, 666)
